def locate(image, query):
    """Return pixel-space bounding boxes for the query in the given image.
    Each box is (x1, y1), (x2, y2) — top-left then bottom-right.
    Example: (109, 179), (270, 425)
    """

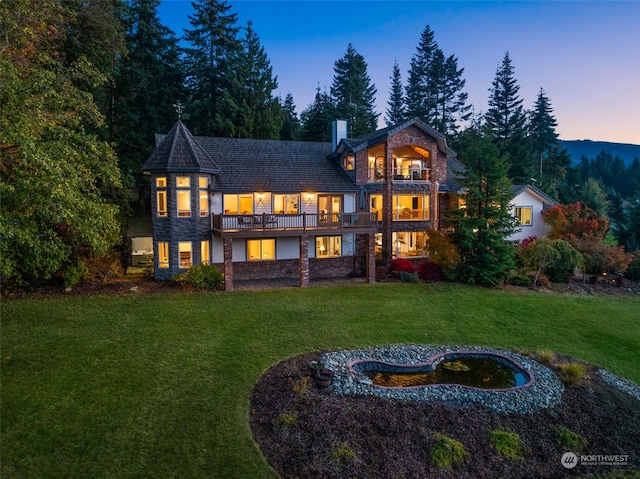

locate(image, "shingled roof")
(150, 126), (357, 193)
(141, 121), (220, 174)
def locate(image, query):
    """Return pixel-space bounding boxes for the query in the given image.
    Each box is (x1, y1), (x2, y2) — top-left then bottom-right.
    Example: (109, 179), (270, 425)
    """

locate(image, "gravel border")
(597, 368), (640, 402)
(320, 345), (564, 414)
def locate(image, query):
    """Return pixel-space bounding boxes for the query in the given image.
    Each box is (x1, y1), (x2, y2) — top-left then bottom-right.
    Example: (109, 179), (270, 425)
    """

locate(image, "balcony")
(212, 212), (378, 238)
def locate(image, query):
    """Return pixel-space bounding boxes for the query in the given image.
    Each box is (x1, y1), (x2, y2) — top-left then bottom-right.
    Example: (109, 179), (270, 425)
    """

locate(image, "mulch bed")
(250, 351), (640, 479)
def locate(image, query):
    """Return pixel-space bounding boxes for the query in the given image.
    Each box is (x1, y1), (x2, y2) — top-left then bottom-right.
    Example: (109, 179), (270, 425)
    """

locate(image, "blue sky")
(158, 1), (640, 144)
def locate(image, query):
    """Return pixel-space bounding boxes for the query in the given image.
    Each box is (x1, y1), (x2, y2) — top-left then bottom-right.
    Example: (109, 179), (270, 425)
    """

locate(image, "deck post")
(223, 238), (234, 291)
(299, 235), (309, 287)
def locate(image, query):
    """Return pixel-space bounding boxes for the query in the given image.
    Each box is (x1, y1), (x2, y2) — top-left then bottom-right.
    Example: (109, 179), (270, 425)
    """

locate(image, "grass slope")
(2, 283), (639, 478)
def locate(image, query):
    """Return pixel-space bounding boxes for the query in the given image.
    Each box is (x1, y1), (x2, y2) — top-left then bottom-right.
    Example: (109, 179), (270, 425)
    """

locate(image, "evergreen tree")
(330, 43), (379, 138)
(300, 86), (335, 142)
(486, 52), (533, 183)
(385, 61), (406, 126)
(1, 0), (122, 288)
(183, 0), (240, 136)
(434, 52), (472, 138)
(448, 126), (517, 286)
(280, 93), (302, 140)
(405, 25), (438, 124)
(529, 88), (572, 196)
(113, 0), (185, 200)
(224, 21), (280, 138)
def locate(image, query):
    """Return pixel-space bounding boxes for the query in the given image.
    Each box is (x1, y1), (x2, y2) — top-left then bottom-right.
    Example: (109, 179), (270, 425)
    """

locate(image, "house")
(508, 184), (558, 243)
(141, 117), (465, 290)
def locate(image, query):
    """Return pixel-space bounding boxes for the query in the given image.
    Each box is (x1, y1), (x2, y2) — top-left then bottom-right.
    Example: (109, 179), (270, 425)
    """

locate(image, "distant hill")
(560, 140), (640, 166)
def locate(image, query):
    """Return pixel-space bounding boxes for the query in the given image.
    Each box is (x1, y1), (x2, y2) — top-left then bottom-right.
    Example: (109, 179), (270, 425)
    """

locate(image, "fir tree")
(448, 126), (517, 286)
(385, 61), (406, 126)
(486, 52), (533, 184)
(529, 88), (571, 196)
(280, 93), (302, 140)
(405, 25), (438, 124)
(330, 43), (379, 137)
(224, 21), (280, 139)
(300, 86), (335, 142)
(113, 0), (185, 197)
(434, 52), (471, 138)
(183, 0), (240, 136)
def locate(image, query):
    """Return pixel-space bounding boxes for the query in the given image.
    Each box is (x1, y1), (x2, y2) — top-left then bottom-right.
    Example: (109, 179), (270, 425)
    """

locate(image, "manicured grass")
(2, 283), (639, 478)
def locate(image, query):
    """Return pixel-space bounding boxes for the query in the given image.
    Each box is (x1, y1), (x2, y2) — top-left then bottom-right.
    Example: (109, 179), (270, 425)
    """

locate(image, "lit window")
(316, 236), (341, 257)
(158, 242), (169, 268)
(370, 195), (382, 220)
(201, 241), (210, 265)
(393, 195), (428, 220)
(343, 155), (354, 170)
(177, 190), (190, 217)
(515, 207), (533, 225)
(157, 191), (167, 217)
(247, 239), (275, 260)
(273, 194), (299, 214)
(176, 176), (190, 188)
(199, 178), (209, 217)
(156, 177), (167, 217)
(179, 242), (192, 268)
(224, 194), (253, 215)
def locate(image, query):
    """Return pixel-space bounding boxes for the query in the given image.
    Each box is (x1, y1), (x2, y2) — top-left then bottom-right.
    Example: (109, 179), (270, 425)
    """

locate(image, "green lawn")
(2, 283), (639, 478)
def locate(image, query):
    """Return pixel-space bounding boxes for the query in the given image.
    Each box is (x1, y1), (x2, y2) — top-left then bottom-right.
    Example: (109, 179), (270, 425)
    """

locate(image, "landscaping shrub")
(518, 237), (583, 284)
(490, 427), (524, 460)
(394, 270), (420, 283)
(417, 260), (443, 282)
(389, 258), (416, 273)
(430, 433), (468, 468)
(507, 273), (531, 287)
(554, 425), (588, 453)
(175, 264), (224, 290)
(558, 361), (588, 386)
(329, 442), (357, 466)
(424, 229), (460, 269)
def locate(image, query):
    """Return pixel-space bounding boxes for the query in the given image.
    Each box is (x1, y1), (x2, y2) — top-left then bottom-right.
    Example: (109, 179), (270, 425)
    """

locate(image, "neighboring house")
(508, 185), (558, 243)
(142, 117), (463, 290)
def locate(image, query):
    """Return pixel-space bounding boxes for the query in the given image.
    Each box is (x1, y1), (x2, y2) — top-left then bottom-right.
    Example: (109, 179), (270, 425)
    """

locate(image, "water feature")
(349, 352), (531, 390)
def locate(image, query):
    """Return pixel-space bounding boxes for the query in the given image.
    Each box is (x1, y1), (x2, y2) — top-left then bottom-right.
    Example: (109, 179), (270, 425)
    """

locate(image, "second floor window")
(177, 176), (190, 217)
(156, 177), (167, 217)
(224, 194), (253, 215)
(274, 194), (299, 214)
(393, 195), (429, 220)
(199, 177), (209, 217)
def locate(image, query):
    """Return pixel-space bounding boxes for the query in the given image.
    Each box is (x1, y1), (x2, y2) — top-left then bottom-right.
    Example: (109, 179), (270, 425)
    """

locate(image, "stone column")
(299, 235), (309, 287)
(366, 233), (376, 284)
(223, 238), (234, 291)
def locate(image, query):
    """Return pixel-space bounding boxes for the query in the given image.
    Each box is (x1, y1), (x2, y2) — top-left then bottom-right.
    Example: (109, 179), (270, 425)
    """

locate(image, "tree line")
(1, 0), (638, 288)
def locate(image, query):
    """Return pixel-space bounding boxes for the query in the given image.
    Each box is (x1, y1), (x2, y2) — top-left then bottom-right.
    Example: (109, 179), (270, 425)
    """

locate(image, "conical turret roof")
(142, 121), (220, 174)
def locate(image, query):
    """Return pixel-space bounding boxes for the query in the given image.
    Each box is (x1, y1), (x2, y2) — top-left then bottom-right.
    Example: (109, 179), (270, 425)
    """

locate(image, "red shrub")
(417, 261), (443, 282)
(519, 236), (537, 249)
(389, 258), (416, 274)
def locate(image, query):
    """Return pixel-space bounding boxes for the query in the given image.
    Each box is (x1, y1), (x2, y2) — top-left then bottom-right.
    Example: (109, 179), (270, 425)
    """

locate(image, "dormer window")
(343, 155), (354, 171)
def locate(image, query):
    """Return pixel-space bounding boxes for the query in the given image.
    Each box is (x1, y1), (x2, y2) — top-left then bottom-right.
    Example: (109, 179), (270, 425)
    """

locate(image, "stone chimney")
(331, 119), (347, 152)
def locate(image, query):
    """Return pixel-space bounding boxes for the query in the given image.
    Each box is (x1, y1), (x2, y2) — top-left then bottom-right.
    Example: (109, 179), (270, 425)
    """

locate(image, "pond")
(349, 352), (531, 390)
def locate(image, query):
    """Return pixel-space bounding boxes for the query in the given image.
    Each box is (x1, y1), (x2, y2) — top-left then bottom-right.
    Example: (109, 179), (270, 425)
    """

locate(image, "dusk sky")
(158, 1), (640, 145)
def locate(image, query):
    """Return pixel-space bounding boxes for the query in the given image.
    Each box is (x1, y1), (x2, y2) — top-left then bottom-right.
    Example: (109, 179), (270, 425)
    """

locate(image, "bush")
(393, 270), (420, 283)
(417, 261), (443, 282)
(507, 273), (532, 287)
(63, 261), (88, 288)
(490, 427), (524, 460)
(175, 264), (224, 290)
(424, 229), (460, 269)
(555, 425), (588, 453)
(430, 433), (468, 468)
(389, 258), (416, 274)
(558, 362), (588, 386)
(519, 237), (583, 284)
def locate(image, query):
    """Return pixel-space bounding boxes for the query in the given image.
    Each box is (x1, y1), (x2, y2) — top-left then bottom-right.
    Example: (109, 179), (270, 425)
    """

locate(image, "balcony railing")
(212, 212), (378, 237)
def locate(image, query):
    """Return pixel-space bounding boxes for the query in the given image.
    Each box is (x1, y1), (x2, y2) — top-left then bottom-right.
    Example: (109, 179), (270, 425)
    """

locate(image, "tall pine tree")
(486, 52), (533, 184)
(448, 125), (517, 286)
(113, 0), (185, 198)
(330, 43), (379, 138)
(405, 25), (438, 124)
(223, 21), (280, 138)
(183, 0), (240, 136)
(300, 86), (335, 142)
(385, 60), (405, 126)
(529, 88), (571, 196)
(434, 53), (471, 139)
(280, 93), (302, 140)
